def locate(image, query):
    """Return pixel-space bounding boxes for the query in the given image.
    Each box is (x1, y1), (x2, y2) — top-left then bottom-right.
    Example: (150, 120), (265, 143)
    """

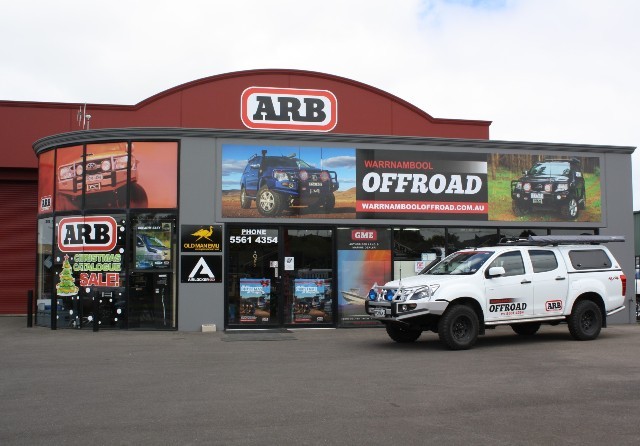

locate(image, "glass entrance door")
(283, 228), (333, 325)
(227, 227), (280, 326)
(226, 226), (335, 328)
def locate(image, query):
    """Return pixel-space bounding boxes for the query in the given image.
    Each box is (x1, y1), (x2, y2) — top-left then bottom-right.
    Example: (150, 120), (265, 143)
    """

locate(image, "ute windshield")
(425, 251), (493, 275)
(528, 162), (571, 177)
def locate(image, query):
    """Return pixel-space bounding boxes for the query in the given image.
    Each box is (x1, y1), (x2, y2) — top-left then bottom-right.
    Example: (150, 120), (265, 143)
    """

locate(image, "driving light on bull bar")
(399, 303), (417, 312)
(368, 289), (377, 301)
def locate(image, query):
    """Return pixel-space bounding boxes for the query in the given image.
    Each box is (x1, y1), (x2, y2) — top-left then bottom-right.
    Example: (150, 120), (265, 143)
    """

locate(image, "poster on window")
(239, 278), (271, 323)
(293, 279), (329, 323)
(135, 221), (173, 270)
(337, 228), (391, 327)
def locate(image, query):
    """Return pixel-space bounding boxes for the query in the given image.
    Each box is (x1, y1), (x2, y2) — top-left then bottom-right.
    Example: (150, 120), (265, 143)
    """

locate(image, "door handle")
(521, 279), (531, 284)
(555, 277), (566, 281)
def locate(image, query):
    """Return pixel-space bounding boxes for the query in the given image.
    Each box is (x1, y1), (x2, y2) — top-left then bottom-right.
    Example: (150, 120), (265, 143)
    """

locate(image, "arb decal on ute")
(241, 87), (337, 131)
(57, 216), (118, 252)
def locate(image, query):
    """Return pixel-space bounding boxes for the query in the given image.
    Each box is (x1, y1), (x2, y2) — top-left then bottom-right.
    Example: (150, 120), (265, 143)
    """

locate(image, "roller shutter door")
(0, 181), (37, 314)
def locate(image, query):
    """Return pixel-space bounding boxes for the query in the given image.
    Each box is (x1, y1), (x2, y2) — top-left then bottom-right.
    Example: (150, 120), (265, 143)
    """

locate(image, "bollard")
(27, 290), (33, 327)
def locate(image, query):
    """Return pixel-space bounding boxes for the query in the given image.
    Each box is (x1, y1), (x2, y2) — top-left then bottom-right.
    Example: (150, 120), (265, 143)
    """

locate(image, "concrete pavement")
(1, 317), (640, 445)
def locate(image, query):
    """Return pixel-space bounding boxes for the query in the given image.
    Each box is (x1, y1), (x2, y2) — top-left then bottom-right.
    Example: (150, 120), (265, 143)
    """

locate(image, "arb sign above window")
(241, 86), (338, 132)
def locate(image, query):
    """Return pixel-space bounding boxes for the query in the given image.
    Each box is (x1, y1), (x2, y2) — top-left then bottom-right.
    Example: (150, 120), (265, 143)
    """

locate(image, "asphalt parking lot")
(1, 317), (640, 446)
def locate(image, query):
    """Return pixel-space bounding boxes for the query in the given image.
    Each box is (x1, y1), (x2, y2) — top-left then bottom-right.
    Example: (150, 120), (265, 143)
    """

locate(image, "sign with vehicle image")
(135, 221), (173, 270)
(238, 278), (271, 323)
(488, 154), (601, 222)
(220, 145), (602, 223)
(181, 224), (222, 252)
(293, 279), (329, 323)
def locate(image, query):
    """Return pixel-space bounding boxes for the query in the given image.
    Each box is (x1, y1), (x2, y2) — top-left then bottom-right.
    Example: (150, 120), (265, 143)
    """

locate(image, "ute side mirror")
(487, 266), (506, 278)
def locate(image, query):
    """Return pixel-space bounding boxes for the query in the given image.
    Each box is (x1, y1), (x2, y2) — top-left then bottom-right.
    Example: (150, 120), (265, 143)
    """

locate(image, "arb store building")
(0, 69), (636, 330)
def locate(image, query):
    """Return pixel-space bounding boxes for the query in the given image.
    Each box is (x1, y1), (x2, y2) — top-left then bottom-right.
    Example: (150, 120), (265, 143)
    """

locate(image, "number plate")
(308, 182), (322, 187)
(530, 192), (543, 199)
(374, 308), (386, 317)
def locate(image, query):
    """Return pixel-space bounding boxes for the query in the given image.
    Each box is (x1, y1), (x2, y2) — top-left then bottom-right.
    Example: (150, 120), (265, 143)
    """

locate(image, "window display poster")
(135, 221), (173, 270)
(38, 150), (55, 214)
(130, 142), (178, 209)
(293, 279), (329, 323)
(55, 145), (84, 212)
(337, 227), (392, 327)
(239, 278), (271, 323)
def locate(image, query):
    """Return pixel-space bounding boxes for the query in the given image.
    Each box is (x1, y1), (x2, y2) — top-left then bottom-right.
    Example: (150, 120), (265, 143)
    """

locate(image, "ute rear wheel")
(511, 322), (541, 336)
(240, 187), (251, 209)
(385, 324), (422, 343)
(438, 305), (479, 350)
(568, 300), (602, 341)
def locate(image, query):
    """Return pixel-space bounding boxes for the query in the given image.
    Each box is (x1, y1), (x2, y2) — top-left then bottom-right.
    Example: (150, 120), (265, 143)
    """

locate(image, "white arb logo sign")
(241, 86), (338, 132)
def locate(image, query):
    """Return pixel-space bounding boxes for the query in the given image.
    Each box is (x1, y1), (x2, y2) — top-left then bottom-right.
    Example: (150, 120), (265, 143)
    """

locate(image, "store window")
(393, 227), (445, 279)
(52, 214), (127, 329)
(36, 218), (54, 326)
(447, 227), (499, 253)
(129, 213), (177, 329)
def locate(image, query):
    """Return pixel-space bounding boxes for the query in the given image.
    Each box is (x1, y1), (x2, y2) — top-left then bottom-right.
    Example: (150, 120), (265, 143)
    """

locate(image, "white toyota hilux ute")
(365, 235), (627, 350)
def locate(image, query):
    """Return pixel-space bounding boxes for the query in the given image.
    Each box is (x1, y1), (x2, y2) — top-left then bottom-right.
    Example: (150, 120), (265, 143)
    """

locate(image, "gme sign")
(352, 230), (377, 241)
(241, 86), (338, 132)
(57, 216), (118, 252)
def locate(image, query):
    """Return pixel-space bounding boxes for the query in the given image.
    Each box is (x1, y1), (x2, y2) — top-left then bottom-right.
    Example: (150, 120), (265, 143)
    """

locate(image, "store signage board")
(241, 86), (338, 132)
(180, 255), (222, 283)
(181, 225), (223, 252)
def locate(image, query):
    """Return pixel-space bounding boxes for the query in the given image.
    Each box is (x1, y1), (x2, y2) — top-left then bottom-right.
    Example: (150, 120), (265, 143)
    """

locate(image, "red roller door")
(0, 181), (37, 314)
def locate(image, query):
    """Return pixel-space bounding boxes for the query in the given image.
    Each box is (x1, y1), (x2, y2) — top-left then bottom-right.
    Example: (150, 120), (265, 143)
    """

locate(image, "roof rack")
(498, 235), (625, 246)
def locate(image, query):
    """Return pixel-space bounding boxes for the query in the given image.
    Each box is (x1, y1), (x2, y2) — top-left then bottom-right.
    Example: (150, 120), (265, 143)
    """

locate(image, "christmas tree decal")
(56, 254), (79, 296)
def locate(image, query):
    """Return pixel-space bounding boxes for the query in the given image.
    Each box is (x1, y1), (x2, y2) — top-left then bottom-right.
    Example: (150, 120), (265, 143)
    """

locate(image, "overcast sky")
(2, 0), (638, 208)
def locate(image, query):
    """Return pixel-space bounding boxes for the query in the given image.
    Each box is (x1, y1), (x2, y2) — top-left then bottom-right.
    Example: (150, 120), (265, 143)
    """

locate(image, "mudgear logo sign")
(180, 255), (222, 283)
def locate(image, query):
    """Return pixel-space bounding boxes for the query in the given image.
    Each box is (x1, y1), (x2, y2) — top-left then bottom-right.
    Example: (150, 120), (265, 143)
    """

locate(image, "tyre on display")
(512, 200), (529, 217)
(385, 324), (422, 343)
(437, 305), (479, 350)
(568, 300), (602, 341)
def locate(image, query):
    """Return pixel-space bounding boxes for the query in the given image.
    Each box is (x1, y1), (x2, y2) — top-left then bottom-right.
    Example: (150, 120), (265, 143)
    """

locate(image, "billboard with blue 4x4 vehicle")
(220, 144), (602, 223)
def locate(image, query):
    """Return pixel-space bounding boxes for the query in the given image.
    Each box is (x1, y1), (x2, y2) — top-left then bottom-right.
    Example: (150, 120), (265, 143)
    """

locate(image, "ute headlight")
(555, 183), (569, 192)
(410, 284), (440, 300)
(114, 155), (128, 170)
(59, 166), (74, 180)
(273, 170), (290, 182)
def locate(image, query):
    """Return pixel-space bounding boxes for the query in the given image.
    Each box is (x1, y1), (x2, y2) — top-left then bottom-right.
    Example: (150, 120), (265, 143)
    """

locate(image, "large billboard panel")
(220, 144), (602, 224)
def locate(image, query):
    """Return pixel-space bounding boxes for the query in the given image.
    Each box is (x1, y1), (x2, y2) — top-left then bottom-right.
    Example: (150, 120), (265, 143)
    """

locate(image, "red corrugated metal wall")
(0, 181), (37, 314)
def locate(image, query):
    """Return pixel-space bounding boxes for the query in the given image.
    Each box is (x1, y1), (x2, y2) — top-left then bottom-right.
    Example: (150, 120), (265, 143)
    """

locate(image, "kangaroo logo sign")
(241, 86), (338, 132)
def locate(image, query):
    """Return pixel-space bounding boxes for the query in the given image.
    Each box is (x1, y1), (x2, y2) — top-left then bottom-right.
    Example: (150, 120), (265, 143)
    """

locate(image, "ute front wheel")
(438, 305), (479, 350)
(560, 197), (579, 220)
(385, 324), (422, 343)
(257, 186), (284, 216)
